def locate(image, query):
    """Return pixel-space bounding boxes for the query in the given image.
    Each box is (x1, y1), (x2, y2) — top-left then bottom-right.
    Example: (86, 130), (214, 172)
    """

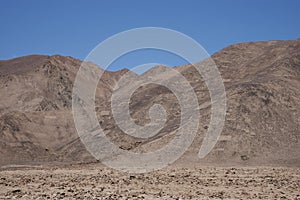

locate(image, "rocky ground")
(0, 165), (299, 199)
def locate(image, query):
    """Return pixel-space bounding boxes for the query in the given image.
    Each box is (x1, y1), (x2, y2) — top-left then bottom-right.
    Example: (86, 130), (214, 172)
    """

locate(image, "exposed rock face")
(0, 39), (300, 167)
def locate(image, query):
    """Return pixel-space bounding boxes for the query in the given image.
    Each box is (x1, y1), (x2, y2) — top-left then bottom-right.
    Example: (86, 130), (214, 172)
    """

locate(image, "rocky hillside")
(0, 39), (299, 167)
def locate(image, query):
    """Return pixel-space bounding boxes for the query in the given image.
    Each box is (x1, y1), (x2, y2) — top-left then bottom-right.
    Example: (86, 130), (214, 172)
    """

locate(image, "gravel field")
(0, 165), (299, 199)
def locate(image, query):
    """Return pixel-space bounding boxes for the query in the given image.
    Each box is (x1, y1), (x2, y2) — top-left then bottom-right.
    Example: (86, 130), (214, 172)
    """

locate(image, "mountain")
(0, 39), (300, 167)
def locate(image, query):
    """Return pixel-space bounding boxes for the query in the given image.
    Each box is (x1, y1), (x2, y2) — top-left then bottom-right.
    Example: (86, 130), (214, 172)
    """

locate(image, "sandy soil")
(0, 165), (299, 199)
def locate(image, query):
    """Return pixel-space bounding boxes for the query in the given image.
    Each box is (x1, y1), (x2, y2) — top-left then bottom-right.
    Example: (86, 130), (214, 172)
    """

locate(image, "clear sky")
(1, 0), (300, 71)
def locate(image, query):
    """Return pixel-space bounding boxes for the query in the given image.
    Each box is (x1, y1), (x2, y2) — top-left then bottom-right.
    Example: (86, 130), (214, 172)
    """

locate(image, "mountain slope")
(0, 39), (300, 167)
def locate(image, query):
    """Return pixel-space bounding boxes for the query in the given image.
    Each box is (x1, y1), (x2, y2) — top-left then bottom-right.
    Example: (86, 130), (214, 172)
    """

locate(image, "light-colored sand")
(0, 165), (299, 199)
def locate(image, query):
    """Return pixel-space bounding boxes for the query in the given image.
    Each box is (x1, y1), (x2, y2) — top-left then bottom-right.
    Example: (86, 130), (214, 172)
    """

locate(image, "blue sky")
(1, 0), (300, 71)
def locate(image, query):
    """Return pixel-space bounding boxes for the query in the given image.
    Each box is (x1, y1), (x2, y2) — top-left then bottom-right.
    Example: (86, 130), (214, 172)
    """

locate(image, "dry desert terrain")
(0, 165), (299, 199)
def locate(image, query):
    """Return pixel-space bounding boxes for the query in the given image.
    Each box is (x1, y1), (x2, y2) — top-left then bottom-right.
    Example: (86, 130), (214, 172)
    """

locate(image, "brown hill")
(0, 39), (299, 167)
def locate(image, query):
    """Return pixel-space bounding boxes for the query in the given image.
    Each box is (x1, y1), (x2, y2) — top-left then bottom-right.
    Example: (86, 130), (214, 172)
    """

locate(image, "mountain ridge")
(0, 38), (299, 167)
